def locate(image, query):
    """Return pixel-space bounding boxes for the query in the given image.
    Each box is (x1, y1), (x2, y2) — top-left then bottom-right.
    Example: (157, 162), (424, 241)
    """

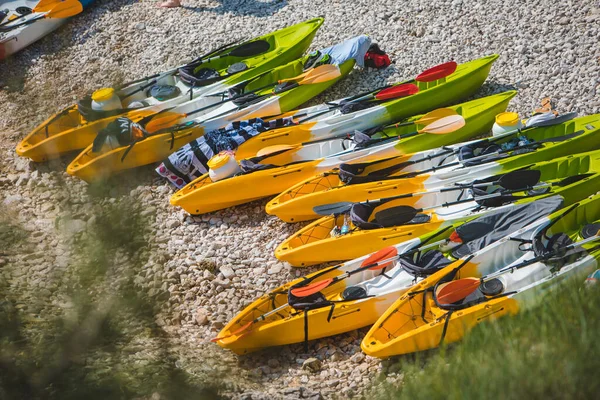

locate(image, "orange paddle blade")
(210, 321), (253, 342)
(36, 0), (83, 17)
(144, 112), (185, 133)
(436, 278), (480, 305)
(361, 246), (398, 269)
(279, 64), (341, 84)
(290, 278), (334, 297)
(420, 114), (465, 135)
(415, 108), (459, 126)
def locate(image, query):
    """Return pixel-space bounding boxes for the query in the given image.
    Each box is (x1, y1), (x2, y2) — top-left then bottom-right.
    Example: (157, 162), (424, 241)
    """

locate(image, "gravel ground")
(1, 0), (599, 398)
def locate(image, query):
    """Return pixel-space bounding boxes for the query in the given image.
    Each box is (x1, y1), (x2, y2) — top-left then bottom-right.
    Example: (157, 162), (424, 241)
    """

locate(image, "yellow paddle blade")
(256, 144), (298, 157)
(420, 114), (465, 135)
(279, 64), (341, 84)
(36, 0), (83, 18)
(415, 108), (459, 126)
(145, 112), (186, 133)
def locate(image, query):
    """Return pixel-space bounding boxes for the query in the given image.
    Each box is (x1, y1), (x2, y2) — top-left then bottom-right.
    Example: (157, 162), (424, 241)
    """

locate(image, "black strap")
(327, 304), (335, 322)
(303, 310), (309, 353)
(439, 310), (454, 346)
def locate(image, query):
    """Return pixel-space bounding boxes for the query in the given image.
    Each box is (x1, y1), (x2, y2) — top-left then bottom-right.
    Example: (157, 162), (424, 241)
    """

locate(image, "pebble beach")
(1, 0), (599, 398)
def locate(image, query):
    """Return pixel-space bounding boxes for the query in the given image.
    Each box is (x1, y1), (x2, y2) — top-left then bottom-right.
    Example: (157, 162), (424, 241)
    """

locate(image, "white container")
(208, 151), (242, 182)
(91, 87), (123, 112)
(492, 112), (524, 137)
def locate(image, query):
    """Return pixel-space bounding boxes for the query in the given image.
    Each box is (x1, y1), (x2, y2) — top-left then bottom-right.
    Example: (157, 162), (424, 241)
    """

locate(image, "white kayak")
(0, 0), (91, 60)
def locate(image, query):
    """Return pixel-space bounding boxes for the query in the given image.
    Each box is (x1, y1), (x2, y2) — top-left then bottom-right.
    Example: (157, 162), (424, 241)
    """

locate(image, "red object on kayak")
(361, 246), (399, 269)
(416, 61), (458, 82)
(375, 83), (419, 101)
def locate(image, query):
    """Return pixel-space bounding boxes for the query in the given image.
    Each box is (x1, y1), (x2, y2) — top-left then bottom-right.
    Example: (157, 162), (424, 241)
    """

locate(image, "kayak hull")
(170, 59), (504, 215)
(268, 114), (600, 223)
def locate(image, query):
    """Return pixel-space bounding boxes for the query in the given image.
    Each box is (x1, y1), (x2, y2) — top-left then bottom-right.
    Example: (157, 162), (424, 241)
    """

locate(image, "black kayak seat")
(582, 223), (600, 239)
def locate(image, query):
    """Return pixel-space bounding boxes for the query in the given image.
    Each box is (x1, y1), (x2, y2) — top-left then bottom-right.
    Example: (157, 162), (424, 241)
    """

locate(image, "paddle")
(435, 230), (600, 305)
(290, 247), (399, 297)
(252, 112), (464, 164)
(331, 112), (580, 184)
(143, 64), (341, 132)
(296, 61), (457, 124)
(313, 169), (543, 216)
(0, 0), (82, 31)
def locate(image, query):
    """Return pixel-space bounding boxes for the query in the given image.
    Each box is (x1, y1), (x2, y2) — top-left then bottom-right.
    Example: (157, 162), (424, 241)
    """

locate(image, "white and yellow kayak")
(362, 191), (600, 358)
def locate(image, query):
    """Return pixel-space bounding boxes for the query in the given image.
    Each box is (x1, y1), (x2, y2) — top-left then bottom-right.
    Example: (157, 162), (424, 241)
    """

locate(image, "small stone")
(166, 219), (181, 229)
(135, 22), (145, 30)
(350, 353), (365, 363)
(302, 357), (322, 373)
(558, 16), (570, 25)
(62, 219), (87, 235)
(220, 265), (235, 279)
(194, 308), (209, 325)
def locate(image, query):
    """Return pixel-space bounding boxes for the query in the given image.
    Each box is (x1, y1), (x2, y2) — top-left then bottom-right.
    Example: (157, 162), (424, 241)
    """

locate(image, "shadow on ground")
(182, 0), (287, 17)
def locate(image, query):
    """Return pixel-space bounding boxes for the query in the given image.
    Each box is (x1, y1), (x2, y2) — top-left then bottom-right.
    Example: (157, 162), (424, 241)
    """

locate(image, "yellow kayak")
(275, 149), (600, 266)
(16, 18), (324, 162)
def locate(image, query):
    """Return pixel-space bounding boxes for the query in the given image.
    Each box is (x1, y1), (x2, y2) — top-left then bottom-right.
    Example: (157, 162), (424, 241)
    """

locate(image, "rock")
(267, 263), (283, 275)
(3, 195), (22, 205)
(194, 308), (209, 325)
(302, 358), (322, 373)
(220, 265), (235, 278)
(61, 219), (87, 235)
(350, 353), (365, 363)
(166, 219), (181, 229)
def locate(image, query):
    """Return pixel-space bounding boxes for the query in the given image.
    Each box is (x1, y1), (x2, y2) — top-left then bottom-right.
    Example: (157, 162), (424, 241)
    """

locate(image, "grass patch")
(371, 280), (600, 399)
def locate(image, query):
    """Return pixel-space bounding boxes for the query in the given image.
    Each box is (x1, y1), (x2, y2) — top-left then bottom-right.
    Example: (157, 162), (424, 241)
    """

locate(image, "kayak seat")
(582, 223), (600, 239)
(344, 262), (407, 298)
(178, 66), (222, 87)
(146, 84), (181, 101)
(374, 207), (431, 227)
(458, 143), (503, 167)
(399, 250), (453, 278)
(451, 196), (565, 259)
